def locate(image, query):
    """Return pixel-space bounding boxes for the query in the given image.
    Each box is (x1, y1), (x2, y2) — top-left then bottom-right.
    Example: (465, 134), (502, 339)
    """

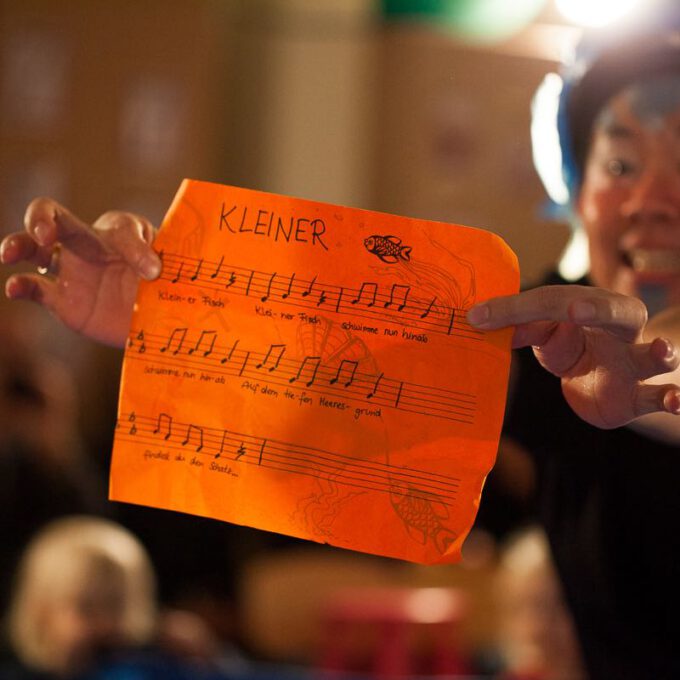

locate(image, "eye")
(606, 158), (635, 177)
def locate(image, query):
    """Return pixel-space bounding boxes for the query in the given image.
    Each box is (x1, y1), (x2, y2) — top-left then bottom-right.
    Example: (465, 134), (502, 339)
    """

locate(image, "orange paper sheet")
(110, 179), (519, 564)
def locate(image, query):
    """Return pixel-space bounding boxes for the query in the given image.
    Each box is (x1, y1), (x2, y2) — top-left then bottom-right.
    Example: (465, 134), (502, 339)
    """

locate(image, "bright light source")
(531, 73), (570, 206)
(555, 0), (644, 28)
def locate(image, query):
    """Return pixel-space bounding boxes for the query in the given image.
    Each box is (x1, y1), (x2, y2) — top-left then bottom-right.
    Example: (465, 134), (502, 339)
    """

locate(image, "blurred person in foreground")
(4, 515), (229, 680)
(0, 297), (251, 672)
(3, 2), (680, 678)
(0, 296), (105, 631)
(494, 527), (585, 680)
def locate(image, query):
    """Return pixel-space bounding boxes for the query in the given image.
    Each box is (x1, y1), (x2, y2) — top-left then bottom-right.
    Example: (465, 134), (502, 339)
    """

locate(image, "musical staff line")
(117, 411), (460, 505)
(127, 329), (477, 424)
(156, 251), (482, 341)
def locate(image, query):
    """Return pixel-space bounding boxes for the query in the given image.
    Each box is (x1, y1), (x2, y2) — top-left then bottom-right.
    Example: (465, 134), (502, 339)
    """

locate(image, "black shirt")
(497, 272), (680, 679)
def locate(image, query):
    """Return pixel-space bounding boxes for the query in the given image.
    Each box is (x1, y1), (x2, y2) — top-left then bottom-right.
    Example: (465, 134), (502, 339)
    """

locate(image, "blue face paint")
(593, 74), (680, 132)
(627, 74), (680, 128)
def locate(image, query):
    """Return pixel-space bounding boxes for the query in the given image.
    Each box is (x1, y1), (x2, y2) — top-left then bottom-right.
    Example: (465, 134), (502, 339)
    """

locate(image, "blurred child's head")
(8, 516), (157, 677)
(495, 527), (585, 680)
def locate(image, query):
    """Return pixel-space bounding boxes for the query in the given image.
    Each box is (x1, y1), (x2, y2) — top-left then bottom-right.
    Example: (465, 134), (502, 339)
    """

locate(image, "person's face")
(577, 75), (680, 309)
(40, 573), (127, 676)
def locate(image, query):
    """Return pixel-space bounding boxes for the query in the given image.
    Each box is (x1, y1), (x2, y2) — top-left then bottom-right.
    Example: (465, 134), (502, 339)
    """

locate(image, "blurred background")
(0, 0), (643, 677)
(0, 0), (576, 471)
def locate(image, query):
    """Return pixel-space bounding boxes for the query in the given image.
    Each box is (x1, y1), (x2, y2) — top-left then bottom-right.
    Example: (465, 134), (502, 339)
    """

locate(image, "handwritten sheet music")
(111, 179), (519, 564)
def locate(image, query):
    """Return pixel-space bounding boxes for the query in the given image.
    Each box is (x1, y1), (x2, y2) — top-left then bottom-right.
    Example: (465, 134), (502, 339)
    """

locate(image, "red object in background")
(318, 586), (472, 678)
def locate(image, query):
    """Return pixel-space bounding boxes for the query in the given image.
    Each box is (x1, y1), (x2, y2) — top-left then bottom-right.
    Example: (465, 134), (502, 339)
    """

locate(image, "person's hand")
(1, 198), (161, 348)
(467, 285), (680, 429)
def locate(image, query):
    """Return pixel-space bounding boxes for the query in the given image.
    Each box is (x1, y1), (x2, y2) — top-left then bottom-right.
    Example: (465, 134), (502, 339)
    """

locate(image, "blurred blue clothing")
(77, 651), (312, 680)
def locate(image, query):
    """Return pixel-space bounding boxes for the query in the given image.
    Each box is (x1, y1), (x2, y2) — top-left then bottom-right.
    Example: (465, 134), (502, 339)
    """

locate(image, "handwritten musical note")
(302, 275), (317, 298)
(160, 328), (187, 355)
(330, 359), (359, 388)
(420, 296), (437, 319)
(256, 344), (286, 372)
(191, 259), (203, 281)
(225, 271), (237, 288)
(367, 372), (384, 399)
(153, 412), (173, 440)
(235, 443), (247, 460)
(261, 272), (277, 303)
(282, 274), (295, 299)
(215, 429), (229, 459)
(182, 423), (204, 452)
(171, 262), (183, 284)
(189, 330), (217, 357)
(211, 255), (224, 279)
(384, 284), (410, 312)
(290, 356), (321, 387)
(128, 412), (137, 435)
(352, 282), (377, 307)
(221, 340), (239, 365)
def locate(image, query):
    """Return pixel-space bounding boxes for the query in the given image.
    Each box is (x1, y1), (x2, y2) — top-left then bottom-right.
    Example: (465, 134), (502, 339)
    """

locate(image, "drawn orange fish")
(364, 235), (412, 264)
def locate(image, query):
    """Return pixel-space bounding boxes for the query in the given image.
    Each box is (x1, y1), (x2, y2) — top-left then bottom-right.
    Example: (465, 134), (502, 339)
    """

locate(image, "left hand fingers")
(4, 272), (60, 308)
(468, 285), (648, 343)
(94, 211), (161, 280)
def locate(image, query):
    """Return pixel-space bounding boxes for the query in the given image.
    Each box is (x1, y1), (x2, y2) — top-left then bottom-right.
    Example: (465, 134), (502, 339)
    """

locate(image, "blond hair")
(8, 515), (157, 672)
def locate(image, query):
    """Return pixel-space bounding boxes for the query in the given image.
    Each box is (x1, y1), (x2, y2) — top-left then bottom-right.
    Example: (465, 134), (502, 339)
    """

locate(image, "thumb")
(94, 210), (162, 280)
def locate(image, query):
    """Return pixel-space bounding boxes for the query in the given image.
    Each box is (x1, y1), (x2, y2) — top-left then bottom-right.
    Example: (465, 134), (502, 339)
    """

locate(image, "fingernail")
(571, 300), (597, 322)
(0, 236), (13, 262)
(5, 277), (19, 299)
(33, 221), (51, 246)
(661, 337), (676, 360)
(467, 304), (490, 327)
(667, 390), (680, 415)
(139, 255), (161, 280)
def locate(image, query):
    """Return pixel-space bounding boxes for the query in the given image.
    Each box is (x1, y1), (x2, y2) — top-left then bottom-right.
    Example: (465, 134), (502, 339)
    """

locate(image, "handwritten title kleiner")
(219, 202), (329, 251)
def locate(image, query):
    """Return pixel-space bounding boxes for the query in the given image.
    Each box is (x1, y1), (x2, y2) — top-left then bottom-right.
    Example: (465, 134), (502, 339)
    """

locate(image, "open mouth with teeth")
(622, 248), (680, 274)
(621, 249), (680, 314)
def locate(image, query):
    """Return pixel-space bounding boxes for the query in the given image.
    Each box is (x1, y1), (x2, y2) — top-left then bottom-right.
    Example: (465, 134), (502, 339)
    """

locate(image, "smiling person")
(471, 4), (680, 678)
